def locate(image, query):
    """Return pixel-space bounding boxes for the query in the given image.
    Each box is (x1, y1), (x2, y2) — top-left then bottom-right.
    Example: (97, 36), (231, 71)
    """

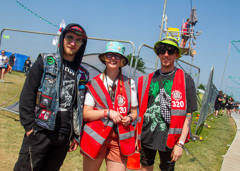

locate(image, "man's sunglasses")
(65, 35), (83, 46)
(157, 49), (176, 55)
(106, 53), (122, 60)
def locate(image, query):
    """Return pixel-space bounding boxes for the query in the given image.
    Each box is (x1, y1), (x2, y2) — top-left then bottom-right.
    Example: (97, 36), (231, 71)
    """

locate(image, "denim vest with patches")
(34, 53), (89, 138)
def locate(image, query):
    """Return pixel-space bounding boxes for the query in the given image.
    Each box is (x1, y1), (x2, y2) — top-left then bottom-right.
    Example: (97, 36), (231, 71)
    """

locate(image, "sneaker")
(2, 80), (4, 82)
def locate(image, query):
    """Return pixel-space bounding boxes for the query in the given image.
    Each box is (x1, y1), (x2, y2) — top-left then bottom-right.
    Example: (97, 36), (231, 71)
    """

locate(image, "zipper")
(68, 71), (79, 142)
(29, 146), (33, 171)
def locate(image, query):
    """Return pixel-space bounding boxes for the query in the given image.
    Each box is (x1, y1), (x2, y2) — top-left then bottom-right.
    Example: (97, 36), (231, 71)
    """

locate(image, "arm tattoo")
(186, 114), (191, 128)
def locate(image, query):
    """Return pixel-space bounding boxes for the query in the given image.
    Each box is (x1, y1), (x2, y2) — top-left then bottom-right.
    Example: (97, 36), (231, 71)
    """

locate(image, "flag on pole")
(52, 19), (66, 45)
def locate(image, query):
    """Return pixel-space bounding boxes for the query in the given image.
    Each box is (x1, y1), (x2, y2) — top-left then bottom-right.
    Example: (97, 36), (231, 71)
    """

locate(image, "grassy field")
(0, 71), (236, 171)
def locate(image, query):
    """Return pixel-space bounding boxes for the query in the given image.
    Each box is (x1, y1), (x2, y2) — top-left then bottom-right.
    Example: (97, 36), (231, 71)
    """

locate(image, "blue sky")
(1, 0), (240, 100)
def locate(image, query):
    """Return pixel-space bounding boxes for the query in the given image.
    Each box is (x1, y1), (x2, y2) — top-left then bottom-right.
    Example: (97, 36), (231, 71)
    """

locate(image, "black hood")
(59, 23), (87, 68)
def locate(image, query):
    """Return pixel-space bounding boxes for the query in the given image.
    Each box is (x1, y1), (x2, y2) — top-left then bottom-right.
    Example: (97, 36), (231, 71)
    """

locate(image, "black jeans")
(14, 129), (70, 171)
(140, 145), (175, 171)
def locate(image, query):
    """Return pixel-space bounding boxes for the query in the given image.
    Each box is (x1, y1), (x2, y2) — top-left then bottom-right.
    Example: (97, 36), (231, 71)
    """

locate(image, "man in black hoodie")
(14, 23), (89, 171)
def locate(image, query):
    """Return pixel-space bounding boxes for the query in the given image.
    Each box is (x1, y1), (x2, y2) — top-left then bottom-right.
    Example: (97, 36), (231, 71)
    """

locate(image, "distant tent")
(2, 51), (29, 71)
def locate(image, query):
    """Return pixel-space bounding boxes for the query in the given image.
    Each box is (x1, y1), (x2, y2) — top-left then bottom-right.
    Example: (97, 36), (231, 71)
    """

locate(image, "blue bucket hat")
(98, 41), (129, 66)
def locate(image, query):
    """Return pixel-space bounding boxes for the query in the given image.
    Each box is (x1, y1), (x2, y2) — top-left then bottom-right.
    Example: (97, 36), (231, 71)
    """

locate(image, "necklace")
(105, 73), (119, 103)
(159, 68), (176, 76)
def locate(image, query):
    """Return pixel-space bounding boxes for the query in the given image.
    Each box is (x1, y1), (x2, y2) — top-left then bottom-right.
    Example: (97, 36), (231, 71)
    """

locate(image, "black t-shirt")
(24, 59), (31, 67)
(55, 59), (77, 135)
(141, 69), (197, 151)
(9, 55), (15, 63)
(215, 94), (223, 106)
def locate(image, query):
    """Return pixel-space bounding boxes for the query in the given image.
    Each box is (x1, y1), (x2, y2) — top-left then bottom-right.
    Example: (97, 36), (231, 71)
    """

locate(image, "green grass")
(0, 71), (236, 171)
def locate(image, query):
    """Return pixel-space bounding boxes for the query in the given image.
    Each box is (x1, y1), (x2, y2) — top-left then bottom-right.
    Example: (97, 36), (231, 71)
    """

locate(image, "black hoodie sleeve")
(19, 57), (43, 132)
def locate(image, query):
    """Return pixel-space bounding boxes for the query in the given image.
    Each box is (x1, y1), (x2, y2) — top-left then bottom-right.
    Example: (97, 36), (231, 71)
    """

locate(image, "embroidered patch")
(117, 95), (126, 106)
(172, 90), (182, 101)
(38, 110), (51, 121)
(47, 56), (55, 65)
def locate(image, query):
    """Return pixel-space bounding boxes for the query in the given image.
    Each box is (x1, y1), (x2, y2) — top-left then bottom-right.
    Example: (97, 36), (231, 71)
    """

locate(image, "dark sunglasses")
(65, 35), (83, 46)
(106, 53), (122, 60)
(157, 49), (176, 55)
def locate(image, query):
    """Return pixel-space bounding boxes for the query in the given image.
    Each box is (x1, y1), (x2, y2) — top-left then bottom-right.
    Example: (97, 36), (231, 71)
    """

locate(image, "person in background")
(14, 23), (89, 171)
(226, 97), (234, 117)
(80, 42), (138, 171)
(220, 94), (228, 116)
(180, 18), (190, 48)
(137, 36), (197, 171)
(9, 53), (16, 74)
(23, 57), (32, 76)
(214, 91), (224, 118)
(0, 50), (8, 82)
(233, 101), (239, 114)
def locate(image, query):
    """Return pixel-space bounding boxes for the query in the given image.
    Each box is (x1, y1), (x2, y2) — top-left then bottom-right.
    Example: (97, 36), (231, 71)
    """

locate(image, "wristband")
(103, 109), (108, 118)
(128, 115), (133, 123)
(178, 140), (184, 146)
(107, 109), (110, 118)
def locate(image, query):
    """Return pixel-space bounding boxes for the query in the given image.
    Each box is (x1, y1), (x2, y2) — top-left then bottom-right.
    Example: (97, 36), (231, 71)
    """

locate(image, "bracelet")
(103, 109), (108, 118)
(176, 143), (183, 148)
(176, 142), (189, 155)
(128, 115), (133, 123)
(107, 109), (110, 118)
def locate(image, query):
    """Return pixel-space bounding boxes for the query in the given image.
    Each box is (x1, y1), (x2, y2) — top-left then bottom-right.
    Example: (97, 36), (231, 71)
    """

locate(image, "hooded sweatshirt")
(19, 24), (88, 136)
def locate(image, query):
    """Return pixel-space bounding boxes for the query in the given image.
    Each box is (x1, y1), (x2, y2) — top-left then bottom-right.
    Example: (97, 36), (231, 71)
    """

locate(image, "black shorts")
(140, 144), (175, 170)
(215, 104), (221, 110)
(10, 62), (14, 67)
(182, 35), (189, 41)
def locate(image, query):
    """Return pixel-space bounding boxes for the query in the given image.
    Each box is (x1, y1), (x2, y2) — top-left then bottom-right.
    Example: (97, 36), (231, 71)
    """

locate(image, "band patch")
(38, 110), (51, 121)
(47, 56), (55, 65)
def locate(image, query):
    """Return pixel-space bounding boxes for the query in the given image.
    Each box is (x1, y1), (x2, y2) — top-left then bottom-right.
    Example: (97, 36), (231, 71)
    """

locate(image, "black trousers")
(140, 145), (175, 171)
(14, 129), (70, 171)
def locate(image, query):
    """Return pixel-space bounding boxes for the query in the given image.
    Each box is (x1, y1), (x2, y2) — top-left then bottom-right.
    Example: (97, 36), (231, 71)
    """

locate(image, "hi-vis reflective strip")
(171, 110), (186, 116)
(91, 79), (109, 108)
(169, 128), (182, 134)
(101, 118), (114, 127)
(84, 125), (105, 145)
(119, 130), (135, 140)
(141, 76), (150, 104)
(123, 76), (131, 112)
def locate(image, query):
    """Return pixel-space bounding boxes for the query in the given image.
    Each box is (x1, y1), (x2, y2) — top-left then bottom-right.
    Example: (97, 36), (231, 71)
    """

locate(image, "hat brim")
(98, 53), (128, 67)
(64, 28), (87, 40)
(154, 40), (182, 58)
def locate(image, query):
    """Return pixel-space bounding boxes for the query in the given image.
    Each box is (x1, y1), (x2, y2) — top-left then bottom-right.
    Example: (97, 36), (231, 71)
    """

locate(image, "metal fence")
(0, 28), (137, 78)
(195, 67), (219, 134)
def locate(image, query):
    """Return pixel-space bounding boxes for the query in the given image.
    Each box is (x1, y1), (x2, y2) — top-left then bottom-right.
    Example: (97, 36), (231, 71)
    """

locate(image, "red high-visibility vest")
(80, 74), (135, 159)
(137, 69), (189, 149)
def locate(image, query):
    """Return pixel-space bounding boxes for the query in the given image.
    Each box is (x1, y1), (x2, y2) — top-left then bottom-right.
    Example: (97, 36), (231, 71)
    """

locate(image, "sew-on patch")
(38, 110), (51, 121)
(47, 56), (55, 65)
(172, 90), (182, 101)
(117, 95), (126, 106)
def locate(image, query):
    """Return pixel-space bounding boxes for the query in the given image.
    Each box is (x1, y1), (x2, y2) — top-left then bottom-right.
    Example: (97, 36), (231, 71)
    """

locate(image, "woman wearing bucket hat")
(80, 41), (138, 171)
(136, 36), (197, 170)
